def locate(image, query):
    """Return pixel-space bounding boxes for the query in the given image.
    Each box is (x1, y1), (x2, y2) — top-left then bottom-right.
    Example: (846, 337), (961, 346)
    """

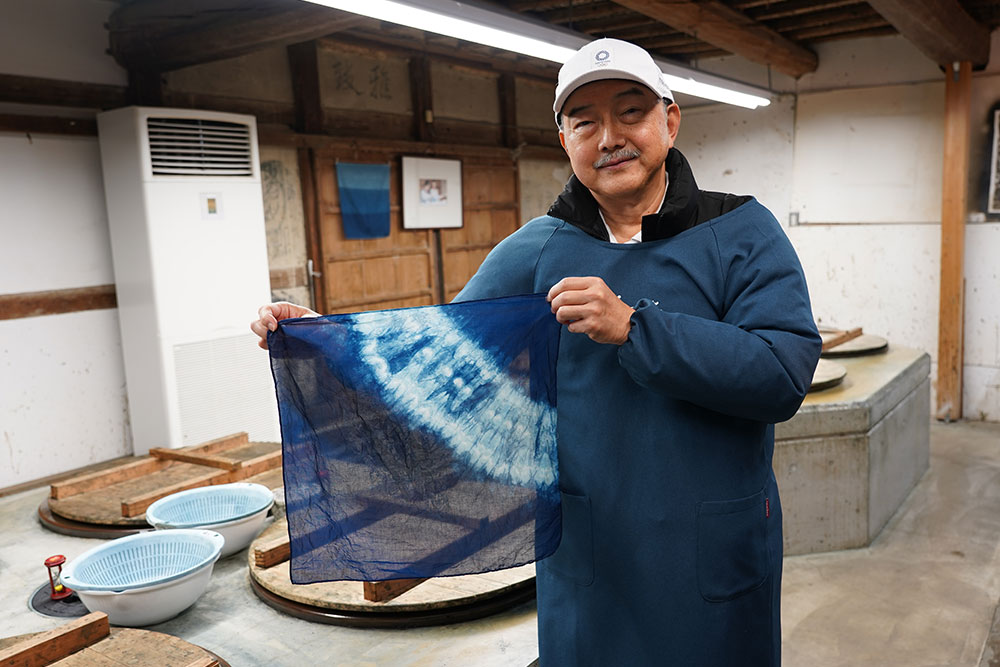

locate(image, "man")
(253, 38), (820, 666)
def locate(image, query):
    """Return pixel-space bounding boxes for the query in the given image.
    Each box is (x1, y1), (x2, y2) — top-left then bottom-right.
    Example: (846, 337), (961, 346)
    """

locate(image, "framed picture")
(402, 157), (463, 229)
(989, 109), (1000, 214)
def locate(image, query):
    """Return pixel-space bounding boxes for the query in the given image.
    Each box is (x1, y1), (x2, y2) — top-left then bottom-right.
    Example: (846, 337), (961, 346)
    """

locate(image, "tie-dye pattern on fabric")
(268, 294), (561, 583)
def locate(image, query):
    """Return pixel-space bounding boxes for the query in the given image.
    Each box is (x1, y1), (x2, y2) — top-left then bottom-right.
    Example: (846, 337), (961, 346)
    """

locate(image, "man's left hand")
(547, 276), (635, 345)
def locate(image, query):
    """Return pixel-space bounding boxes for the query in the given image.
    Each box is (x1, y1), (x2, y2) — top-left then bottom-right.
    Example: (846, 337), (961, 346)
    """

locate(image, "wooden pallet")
(247, 520), (535, 627)
(45, 433), (282, 528)
(252, 524), (427, 603)
(0, 612), (228, 666)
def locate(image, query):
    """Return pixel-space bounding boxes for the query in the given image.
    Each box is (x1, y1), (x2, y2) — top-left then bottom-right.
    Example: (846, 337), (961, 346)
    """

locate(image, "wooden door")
(312, 149), (520, 314)
(440, 159), (520, 302)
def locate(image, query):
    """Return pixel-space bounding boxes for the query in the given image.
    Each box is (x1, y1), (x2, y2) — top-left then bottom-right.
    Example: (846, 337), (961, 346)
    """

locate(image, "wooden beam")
(610, 0), (817, 77)
(0, 285), (117, 322)
(287, 41), (323, 135)
(866, 0), (990, 66)
(108, 0), (364, 73)
(0, 114), (97, 136)
(936, 61), (972, 422)
(0, 73), (126, 109)
(0, 612), (109, 666)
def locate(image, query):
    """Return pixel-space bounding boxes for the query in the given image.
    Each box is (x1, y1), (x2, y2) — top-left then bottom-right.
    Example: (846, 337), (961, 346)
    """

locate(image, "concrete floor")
(1, 420), (999, 666)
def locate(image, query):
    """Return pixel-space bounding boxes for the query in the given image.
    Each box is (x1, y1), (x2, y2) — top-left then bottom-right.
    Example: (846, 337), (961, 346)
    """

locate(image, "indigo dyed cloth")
(268, 294), (561, 583)
(336, 162), (390, 239)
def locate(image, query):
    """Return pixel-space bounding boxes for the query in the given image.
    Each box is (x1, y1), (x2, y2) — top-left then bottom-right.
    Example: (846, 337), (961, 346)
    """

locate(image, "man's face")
(559, 79), (680, 202)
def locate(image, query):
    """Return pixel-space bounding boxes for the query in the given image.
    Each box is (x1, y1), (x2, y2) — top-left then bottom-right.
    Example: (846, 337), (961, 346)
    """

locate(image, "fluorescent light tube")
(301, 0), (772, 109)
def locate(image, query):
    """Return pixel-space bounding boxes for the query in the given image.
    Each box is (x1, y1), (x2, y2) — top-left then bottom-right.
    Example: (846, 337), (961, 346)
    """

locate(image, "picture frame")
(988, 108), (1000, 214)
(402, 156), (463, 229)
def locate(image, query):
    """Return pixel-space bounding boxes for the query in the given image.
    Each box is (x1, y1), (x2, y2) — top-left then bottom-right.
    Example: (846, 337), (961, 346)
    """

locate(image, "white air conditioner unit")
(97, 106), (279, 454)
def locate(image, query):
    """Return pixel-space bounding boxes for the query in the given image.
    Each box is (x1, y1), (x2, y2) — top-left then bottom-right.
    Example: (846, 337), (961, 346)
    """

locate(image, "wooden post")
(409, 56), (434, 143)
(936, 61), (972, 422)
(287, 41), (323, 135)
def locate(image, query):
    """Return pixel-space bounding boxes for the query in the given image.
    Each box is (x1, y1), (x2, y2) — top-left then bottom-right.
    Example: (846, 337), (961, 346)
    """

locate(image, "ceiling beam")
(108, 0), (364, 73)
(610, 0), (818, 77)
(865, 0), (990, 66)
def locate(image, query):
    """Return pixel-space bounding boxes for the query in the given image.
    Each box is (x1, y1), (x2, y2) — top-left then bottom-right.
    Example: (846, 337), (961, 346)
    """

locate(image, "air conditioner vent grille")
(147, 117), (253, 176)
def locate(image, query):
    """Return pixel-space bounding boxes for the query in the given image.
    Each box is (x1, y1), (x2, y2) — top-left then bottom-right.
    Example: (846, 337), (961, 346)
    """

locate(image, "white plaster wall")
(0, 0), (126, 85)
(683, 32), (1000, 421)
(0, 311), (130, 488)
(0, 134), (115, 293)
(0, 133), (130, 486)
(518, 158), (572, 221)
(791, 83), (944, 224)
(0, 0), (131, 487)
(676, 95), (795, 227)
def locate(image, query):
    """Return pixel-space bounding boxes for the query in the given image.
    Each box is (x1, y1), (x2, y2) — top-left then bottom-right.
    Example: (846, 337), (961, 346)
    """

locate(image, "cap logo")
(594, 49), (611, 68)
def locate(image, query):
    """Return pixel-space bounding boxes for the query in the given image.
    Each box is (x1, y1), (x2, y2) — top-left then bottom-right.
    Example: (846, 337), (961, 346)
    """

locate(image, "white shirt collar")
(598, 174), (669, 244)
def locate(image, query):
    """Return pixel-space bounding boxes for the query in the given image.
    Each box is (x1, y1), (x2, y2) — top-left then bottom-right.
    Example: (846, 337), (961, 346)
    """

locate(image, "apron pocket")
(696, 489), (769, 602)
(540, 491), (594, 587)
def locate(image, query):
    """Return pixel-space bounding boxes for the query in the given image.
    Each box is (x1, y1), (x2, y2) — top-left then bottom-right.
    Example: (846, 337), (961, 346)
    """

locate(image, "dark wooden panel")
(0, 114), (97, 136)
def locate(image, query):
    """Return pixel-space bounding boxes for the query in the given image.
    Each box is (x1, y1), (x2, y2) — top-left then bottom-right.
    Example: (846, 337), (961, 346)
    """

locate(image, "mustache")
(594, 148), (640, 169)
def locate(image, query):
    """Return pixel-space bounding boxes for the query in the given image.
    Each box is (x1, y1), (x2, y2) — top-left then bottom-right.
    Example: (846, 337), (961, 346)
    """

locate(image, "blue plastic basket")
(61, 529), (224, 592)
(145, 483), (274, 529)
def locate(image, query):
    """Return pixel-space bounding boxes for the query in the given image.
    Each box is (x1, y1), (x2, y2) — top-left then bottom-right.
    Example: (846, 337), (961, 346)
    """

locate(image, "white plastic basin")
(61, 529), (224, 626)
(145, 483), (274, 557)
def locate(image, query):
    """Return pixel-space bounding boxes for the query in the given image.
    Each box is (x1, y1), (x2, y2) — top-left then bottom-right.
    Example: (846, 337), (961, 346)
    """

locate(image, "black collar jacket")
(547, 147), (752, 242)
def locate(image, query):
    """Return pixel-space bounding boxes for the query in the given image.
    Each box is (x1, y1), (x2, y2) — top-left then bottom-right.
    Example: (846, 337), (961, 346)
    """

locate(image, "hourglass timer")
(44, 555), (73, 600)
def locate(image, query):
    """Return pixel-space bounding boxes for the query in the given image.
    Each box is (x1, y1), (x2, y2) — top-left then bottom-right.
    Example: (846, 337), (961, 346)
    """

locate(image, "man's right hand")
(251, 302), (320, 349)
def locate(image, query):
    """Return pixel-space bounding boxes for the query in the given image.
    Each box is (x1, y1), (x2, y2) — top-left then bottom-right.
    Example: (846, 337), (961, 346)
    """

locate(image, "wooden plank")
(363, 578), (429, 603)
(253, 534), (291, 568)
(120, 469), (231, 517)
(936, 61), (972, 422)
(233, 450), (283, 479)
(821, 327), (863, 352)
(182, 659), (218, 667)
(0, 612), (109, 666)
(148, 450), (242, 472)
(611, 0), (817, 77)
(0, 285), (117, 322)
(60, 628), (221, 666)
(51, 458), (166, 500)
(866, 0), (990, 66)
(183, 432), (250, 456)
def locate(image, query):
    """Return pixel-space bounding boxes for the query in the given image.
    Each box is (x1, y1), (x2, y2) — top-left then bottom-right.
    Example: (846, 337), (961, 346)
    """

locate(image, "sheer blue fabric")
(268, 294), (562, 583)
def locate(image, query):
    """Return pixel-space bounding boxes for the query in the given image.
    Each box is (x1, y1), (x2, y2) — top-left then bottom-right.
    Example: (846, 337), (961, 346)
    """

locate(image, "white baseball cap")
(553, 38), (673, 125)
